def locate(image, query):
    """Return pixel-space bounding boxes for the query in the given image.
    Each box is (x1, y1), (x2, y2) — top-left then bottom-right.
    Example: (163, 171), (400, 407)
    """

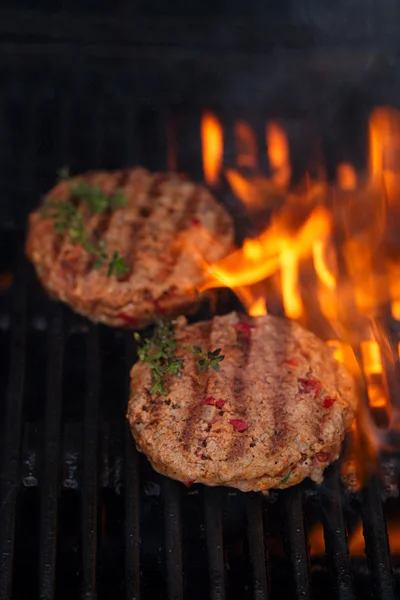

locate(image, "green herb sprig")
(107, 250), (129, 277)
(70, 181), (127, 215)
(41, 173), (128, 277)
(187, 345), (225, 372)
(134, 320), (184, 395)
(134, 320), (225, 395)
(280, 471), (292, 485)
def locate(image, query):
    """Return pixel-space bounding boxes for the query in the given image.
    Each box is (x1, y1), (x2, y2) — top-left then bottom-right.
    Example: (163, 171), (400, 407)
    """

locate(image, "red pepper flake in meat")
(204, 396), (216, 406)
(215, 399), (225, 409)
(235, 321), (253, 335)
(192, 218), (201, 227)
(322, 396), (336, 409)
(283, 358), (299, 367)
(316, 452), (331, 462)
(153, 299), (166, 314)
(117, 312), (138, 325)
(298, 378), (321, 395)
(184, 481), (194, 488)
(229, 419), (247, 432)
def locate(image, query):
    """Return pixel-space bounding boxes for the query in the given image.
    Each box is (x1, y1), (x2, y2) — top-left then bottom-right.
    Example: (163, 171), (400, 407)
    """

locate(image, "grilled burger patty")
(127, 312), (357, 491)
(26, 168), (234, 328)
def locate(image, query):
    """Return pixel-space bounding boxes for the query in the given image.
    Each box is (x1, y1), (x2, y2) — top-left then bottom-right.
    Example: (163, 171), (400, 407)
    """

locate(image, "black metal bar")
(163, 478), (183, 600)
(246, 494), (268, 600)
(81, 324), (100, 600)
(283, 487), (311, 600)
(319, 465), (354, 600)
(38, 306), (64, 600)
(204, 487), (226, 600)
(125, 334), (141, 600)
(0, 260), (27, 600)
(361, 477), (396, 600)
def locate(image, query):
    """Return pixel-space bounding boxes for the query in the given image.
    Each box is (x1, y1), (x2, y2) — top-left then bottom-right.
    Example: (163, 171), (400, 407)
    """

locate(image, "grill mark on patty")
(225, 321), (253, 462)
(180, 320), (213, 456)
(122, 172), (173, 291)
(27, 168), (235, 327)
(53, 172), (101, 275)
(91, 170), (133, 278)
(127, 312), (357, 489)
(160, 186), (202, 280)
(269, 328), (292, 464)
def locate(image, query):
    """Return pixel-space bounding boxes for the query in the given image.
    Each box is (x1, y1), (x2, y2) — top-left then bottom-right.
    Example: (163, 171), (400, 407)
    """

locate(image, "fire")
(337, 163), (357, 191)
(280, 249), (302, 319)
(198, 107), (400, 478)
(266, 121), (291, 188)
(201, 112), (223, 185)
(235, 120), (258, 168)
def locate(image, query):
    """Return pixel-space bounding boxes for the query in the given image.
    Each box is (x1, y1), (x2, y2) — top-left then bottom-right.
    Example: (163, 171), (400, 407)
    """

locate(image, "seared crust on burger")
(127, 311), (357, 491)
(26, 168), (234, 328)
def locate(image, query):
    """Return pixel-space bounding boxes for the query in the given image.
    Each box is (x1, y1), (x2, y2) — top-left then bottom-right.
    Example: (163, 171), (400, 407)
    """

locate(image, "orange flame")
(201, 112), (223, 185)
(337, 163), (357, 190)
(266, 121), (291, 189)
(235, 120), (258, 168)
(197, 106), (400, 471)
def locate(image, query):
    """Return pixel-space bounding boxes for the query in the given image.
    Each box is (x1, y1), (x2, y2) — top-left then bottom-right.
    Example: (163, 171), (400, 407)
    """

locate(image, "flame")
(201, 112), (223, 185)
(337, 163), (357, 191)
(235, 120), (258, 168)
(280, 249), (303, 319)
(196, 105), (400, 477)
(248, 296), (267, 317)
(361, 341), (383, 375)
(266, 122), (291, 188)
(200, 206), (331, 292)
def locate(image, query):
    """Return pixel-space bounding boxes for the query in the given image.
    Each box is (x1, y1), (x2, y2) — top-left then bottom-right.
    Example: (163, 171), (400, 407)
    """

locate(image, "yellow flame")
(337, 163), (357, 190)
(201, 112), (223, 185)
(280, 248), (303, 319)
(361, 341), (383, 375)
(266, 121), (291, 188)
(200, 206), (331, 293)
(312, 239), (336, 290)
(248, 296), (267, 316)
(235, 120), (258, 168)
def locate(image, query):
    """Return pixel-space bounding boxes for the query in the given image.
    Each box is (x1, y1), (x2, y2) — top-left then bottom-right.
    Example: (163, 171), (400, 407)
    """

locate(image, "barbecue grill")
(1, 5), (400, 600)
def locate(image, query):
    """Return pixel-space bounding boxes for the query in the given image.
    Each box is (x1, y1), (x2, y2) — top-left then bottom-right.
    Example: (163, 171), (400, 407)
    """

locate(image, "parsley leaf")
(70, 180), (127, 215)
(187, 345), (225, 372)
(42, 200), (77, 234)
(109, 189), (127, 210)
(42, 175), (128, 277)
(280, 471), (292, 484)
(107, 251), (129, 277)
(71, 181), (109, 215)
(134, 320), (184, 395)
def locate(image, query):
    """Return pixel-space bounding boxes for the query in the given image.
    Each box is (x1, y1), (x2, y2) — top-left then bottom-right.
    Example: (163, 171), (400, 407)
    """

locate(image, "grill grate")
(0, 47), (399, 600)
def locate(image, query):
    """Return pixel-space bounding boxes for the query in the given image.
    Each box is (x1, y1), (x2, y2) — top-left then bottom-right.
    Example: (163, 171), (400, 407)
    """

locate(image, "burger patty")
(26, 168), (234, 328)
(127, 312), (357, 492)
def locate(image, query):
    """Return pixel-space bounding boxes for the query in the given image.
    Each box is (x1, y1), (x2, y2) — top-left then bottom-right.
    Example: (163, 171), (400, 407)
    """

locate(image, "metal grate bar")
(320, 465), (354, 600)
(81, 324), (100, 599)
(361, 477), (396, 600)
(163, 478), (183, 600)
(38, 306), (64, 600)
(125, 334), (141, 600)
(0, 260), (27, 600)
(283, 486), (311, 600)
(204, 487), (226, 600)
(246, 494), (268, 600)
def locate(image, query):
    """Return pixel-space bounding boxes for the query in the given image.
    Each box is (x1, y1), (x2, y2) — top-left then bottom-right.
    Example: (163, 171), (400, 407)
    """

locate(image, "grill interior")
(1, 10), (400, 600)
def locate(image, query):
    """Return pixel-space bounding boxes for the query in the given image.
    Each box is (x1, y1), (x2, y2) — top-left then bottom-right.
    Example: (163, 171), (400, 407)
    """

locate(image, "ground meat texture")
(127, 312), (357, 492)
(25, 168), (234, 328)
